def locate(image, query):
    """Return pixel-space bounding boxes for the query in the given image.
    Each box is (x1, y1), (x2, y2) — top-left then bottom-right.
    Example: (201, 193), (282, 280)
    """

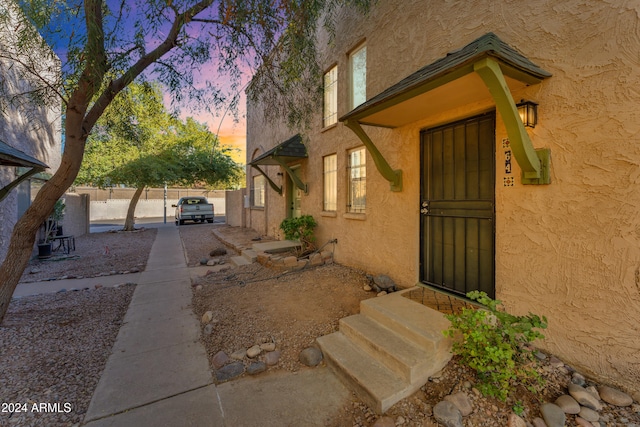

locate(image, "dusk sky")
(40, 0), (251, 164)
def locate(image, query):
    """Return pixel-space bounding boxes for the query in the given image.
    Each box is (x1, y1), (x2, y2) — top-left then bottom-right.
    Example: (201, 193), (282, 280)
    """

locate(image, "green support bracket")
(274, 158), (308, 194)
(250, 165), (282, 195)
(474, 58), (551, 185)
(0, 167), (42, 202)
(343, 119), (403, 192)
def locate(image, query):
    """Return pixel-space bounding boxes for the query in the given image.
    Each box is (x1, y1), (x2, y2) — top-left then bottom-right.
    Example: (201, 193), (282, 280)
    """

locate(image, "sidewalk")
(80, 223), (351, 426)
(82, 224), (222, 426)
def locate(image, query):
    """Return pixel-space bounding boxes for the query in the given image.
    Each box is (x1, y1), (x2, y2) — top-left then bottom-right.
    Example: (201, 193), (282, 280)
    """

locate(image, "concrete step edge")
(230, 256), (251, 267)
(360, 294), (451, 352)
(317, 332), (408, 414)
(241, 249), (258, 262)
(339, 314), (435, 383)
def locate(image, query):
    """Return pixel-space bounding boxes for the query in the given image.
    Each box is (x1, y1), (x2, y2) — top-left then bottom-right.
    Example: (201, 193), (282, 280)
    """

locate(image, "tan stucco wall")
(245, 0), (640, 395)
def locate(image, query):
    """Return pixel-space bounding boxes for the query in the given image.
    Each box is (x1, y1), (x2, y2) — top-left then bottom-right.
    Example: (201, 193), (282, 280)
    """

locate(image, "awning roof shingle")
(0, 139), (48, 169)
(249, 134), (307, 166)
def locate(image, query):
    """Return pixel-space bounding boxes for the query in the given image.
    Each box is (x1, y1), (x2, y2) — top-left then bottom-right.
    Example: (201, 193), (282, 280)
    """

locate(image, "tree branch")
(84, 0), (214, 134)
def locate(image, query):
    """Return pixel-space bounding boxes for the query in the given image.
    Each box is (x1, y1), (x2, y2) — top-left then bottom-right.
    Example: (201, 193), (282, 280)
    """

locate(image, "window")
(323, 66), (338, 127)
(323, 154), (337, 211)
(251, 175), (265, 207)
(348, 148), (366, 213)
(350, 45), (366, 109)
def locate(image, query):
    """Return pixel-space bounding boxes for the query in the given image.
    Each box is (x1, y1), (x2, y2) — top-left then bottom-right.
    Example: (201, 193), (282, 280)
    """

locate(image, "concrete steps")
(230, 242), (300, 267)
(317, 289), (452, 414)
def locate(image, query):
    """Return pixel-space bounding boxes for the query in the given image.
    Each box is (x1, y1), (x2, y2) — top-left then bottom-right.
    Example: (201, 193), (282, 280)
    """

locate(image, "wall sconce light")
(516, 100), (538, 128)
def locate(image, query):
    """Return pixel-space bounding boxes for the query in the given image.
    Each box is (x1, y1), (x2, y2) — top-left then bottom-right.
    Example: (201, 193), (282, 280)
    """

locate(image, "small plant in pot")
(37, 199), (65, 258)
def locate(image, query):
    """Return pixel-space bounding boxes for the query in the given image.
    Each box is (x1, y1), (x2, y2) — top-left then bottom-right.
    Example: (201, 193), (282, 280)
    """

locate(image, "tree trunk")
(123, 186), (144, 231)
(0, 109), (87, 324)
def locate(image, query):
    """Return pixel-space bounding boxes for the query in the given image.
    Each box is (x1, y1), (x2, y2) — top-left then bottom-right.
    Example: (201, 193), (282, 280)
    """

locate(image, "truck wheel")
(207, 219), (214, 223)
(179, 219), (184, 226)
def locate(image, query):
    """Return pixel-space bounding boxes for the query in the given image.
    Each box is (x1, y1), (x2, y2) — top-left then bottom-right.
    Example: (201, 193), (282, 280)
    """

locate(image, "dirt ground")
(20, 228), (157, 283)
(180, 222), (640, 427)
(14, 222), (637, 426)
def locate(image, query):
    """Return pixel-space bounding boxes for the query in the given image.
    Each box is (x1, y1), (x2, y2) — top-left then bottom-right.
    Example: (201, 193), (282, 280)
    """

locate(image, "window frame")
(323, 65), (338, 128)
(251, 174), (265, 208)
(349, 44), (367, 110)
(323, 153), (338, 212)
(347, 147), (366, 213)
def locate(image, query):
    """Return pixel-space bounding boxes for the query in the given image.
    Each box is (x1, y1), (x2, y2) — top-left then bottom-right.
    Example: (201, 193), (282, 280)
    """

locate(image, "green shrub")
(279, 215), (317, 255)
(443, 291), (547, 401)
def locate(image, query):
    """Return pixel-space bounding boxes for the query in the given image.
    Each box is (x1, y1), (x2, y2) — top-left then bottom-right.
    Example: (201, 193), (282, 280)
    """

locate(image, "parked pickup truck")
(172, 196), (214, 225)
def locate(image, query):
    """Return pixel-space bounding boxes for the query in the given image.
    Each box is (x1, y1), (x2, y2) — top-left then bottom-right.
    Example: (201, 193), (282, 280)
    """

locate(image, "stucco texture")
(245, 0), (640, 394)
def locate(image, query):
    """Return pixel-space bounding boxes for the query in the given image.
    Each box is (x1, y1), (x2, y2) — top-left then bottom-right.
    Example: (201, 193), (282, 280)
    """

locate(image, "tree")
(0, 0), (373, 322)
(76, 82), (241, 231)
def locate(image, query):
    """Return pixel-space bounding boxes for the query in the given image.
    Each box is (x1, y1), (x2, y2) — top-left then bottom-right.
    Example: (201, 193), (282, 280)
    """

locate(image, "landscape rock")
(444, 392), (473, 416)
(215, 361), (244, 382)
(283, 256), (298, 267)
(433, 401), (463, 427)
(555, 394), (581, 414)
(201, 310), (214, 324)
(598, 385), (633, 407)
(200, 258), (208, 265)
(230, 349), (246, 360)
(578, 406), (600, 422)
(548, 355), (564, 368)
(195, 284), (203, 292)
(210, 247), (227, 256)
(203, 323), (214, 336)
(369, 274), (396, 292)
(568, 383), (603, 411)
(264, 350), (281, 366)
(206, 259), (218, 266)
(260, 342), (276, 352)
(575, 417), (595, 427)
(507, 413), (527, 427)
(540, 403), (566, 427)
(299, 347), (323, 366)
(371, 416), (395, 427)
(212, 351), (229, 369)
(586, 385), (600, 400)
(532, 417), (547, 427)
(247, 361), (267, 375)
(572, 372), (586, 386)
(363, 284), (372, 291)
(247, 345), (261, 358)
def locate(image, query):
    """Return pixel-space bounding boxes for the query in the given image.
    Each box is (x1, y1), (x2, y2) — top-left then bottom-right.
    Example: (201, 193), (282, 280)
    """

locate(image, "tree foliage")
(0, 0), (374, 322)
(76, 81), (242, 229)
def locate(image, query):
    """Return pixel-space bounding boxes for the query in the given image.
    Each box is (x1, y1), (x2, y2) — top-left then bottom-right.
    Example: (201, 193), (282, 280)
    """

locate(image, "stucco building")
(244, 1), (640, 395)
(0, 0), (62, 262)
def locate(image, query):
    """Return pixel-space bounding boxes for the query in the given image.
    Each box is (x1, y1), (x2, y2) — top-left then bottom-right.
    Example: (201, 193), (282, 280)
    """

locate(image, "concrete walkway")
(78, 223), (351, 426)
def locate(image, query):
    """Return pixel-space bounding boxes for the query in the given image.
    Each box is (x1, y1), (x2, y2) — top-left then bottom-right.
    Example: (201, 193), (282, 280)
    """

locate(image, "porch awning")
(249, 134), (307, 166)
(249, 134), (308, 194)
(340, 32), (551, 128)
(340, 32), (553, 187)
(0, 139), (49, 202)
(0, 139), (48, 168)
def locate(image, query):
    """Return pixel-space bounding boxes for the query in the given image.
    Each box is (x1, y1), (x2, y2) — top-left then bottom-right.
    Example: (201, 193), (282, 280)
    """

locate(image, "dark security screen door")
(420, 113), (496, 298)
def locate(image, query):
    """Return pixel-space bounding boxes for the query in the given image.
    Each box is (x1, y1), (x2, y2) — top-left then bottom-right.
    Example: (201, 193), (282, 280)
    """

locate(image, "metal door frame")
(419, 112), (496, 298)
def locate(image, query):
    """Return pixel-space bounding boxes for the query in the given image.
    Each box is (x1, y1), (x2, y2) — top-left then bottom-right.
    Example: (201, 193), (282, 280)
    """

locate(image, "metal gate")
(420, 113), (496, 298)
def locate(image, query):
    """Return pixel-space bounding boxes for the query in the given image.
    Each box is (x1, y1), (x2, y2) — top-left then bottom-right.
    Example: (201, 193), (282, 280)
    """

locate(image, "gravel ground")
(0, 285), (135, 426)
(2, 224), (637, 427)
(19, 228), (157, 283)
(181, 223), (640, 427)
